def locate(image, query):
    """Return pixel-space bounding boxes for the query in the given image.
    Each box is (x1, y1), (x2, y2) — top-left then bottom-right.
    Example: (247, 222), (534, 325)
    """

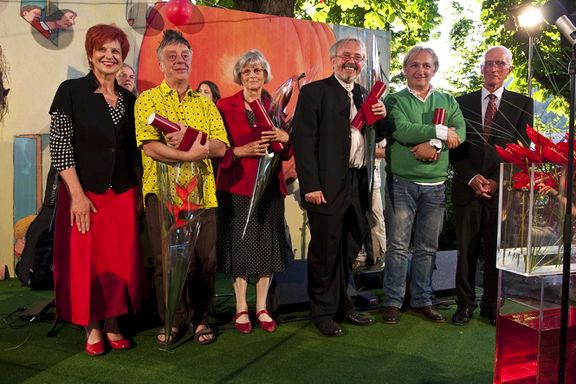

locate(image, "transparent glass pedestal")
(494, 270), (576, 383)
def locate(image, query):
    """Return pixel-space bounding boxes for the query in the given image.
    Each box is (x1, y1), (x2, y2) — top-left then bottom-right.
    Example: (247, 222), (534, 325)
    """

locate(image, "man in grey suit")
(292, 37), (387, 337)
(450, 46), (533, 326)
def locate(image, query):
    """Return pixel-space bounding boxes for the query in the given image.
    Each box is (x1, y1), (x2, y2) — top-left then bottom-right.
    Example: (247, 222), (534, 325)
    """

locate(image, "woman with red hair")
(49, 24), (145, 356)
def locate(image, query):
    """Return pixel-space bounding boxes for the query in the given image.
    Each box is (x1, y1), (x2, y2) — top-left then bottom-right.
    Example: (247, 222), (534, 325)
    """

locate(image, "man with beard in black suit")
(292, 37), (388, 337)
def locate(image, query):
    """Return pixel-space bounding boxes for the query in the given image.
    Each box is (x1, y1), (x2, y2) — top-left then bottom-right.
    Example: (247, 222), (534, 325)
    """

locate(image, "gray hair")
(483, 46), (513, 65)
(402, 46), (439, 72)
(328, 38), (366, 59)
(156, 29), (191, 61)
(233, 49), (272, 85)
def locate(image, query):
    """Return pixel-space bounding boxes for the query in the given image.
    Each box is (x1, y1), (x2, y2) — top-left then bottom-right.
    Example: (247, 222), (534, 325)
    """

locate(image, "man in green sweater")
(382, 46), (466, 324)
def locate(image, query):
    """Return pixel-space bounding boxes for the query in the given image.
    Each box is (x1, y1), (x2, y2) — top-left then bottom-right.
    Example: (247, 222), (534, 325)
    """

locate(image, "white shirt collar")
(407, 85), (435, 102)
(335, 76), (355, 93)
(481, 86), (505, 100)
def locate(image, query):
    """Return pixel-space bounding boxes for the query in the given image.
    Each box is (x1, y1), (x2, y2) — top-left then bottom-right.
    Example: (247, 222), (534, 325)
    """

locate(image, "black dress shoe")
(412, 305), (446, 323)
(314, 320), (344, 337)
(382, 306), (400, 324)
(344, 312), (374, 326)
(480, 307), (497, 326)
(452, 306), (476, 326)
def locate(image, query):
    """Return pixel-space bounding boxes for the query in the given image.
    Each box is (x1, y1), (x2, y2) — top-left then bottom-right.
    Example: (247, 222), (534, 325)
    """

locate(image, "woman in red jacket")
(216, 50), (291, 334)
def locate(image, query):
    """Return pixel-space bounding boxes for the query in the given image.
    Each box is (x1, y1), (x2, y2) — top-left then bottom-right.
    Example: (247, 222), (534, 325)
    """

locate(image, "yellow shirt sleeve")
(135, 89), (162, 148)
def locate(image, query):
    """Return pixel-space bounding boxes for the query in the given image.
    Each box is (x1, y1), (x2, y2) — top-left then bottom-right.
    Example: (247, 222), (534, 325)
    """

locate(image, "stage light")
(517, 6), (543, 29)
(512, 5), (543, 98)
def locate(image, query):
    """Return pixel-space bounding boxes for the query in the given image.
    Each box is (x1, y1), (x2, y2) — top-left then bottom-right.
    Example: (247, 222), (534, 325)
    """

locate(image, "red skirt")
(53, 186), (145, 326)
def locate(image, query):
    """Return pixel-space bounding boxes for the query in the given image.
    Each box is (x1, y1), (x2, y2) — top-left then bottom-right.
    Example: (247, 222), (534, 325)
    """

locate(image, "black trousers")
(306, 168), (368, 324)
(454, 197), (499, 309)
(145, 195), (217, 328)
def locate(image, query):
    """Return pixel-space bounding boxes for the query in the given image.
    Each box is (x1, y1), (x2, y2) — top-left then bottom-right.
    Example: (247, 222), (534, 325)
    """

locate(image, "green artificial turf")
(0, 278), (495, 383)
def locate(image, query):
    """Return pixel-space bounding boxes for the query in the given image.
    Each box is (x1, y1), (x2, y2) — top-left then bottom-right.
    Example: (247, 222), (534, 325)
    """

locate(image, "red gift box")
(351, 81), (387, 131)
(147, 112), (207, 151)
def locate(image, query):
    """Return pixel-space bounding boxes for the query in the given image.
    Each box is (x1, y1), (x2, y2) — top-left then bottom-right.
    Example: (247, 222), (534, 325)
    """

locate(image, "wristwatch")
(430, 139), (442, 160)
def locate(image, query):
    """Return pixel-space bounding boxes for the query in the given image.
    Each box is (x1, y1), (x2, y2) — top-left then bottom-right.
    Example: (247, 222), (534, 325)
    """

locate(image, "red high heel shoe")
(106, 334), (132, 350)
(85, 339), (106, 356)
(256, 310), (277, 332)
(233, 311), (252, 334)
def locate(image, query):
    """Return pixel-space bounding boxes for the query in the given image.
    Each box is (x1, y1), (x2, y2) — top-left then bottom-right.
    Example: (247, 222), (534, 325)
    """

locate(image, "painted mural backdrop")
(20, 0), (77, 46)
(137, 3), (336, 98)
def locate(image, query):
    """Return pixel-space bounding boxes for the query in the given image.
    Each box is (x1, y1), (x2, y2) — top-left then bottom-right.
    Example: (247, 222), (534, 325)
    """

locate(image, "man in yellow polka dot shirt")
(135, 30), (229, 345)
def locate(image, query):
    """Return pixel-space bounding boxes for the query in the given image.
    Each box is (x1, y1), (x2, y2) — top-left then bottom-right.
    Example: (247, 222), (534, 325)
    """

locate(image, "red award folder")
(351, 81), (387, 131)
(431, 108), (446, 161)
(432, 108), (446, 125)
(248, 99), (284, 152)
(147, 112), (207, 151)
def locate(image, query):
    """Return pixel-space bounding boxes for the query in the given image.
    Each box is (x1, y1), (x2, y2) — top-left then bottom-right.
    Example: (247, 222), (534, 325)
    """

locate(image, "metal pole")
(558, 47), (575, 384)
(527, 34), (534, 97)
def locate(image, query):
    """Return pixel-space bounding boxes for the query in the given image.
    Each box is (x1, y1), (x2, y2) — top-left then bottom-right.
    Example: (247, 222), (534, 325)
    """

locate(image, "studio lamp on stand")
(516, 5), (543, 98)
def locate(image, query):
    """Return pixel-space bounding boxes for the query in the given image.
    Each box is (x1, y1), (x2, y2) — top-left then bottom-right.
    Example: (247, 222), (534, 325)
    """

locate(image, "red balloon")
(165, 0), (193, 25)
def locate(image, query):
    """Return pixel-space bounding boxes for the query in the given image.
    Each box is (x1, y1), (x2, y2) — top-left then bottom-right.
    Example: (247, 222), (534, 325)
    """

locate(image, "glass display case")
(497, 163), (576, 276)
(494, 271), (575, 383)
(495, 163), (576, 383)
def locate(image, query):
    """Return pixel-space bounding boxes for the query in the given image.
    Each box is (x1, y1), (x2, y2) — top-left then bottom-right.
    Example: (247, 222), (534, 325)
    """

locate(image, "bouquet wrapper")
(351, 81), (387, 130)
(432, 108), (446, 125)
(248, 99), (284, 153)
(156, 161), (205, 349)
(148, 112), (207, 151)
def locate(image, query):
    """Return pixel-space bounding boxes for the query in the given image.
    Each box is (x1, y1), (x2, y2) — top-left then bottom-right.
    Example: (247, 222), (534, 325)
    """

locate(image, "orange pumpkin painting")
(137, 3), (336, 98)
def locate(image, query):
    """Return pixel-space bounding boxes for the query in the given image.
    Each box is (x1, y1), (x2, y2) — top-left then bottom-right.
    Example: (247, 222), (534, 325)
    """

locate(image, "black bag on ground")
(15, 165), (59, 289)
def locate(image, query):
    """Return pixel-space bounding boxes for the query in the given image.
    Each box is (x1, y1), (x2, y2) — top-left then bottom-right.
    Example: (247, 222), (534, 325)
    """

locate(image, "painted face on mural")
(56, 11), (76, 29)
(116, 66), (136, 92)
(90, 40), (123, 76)
(403, 51), (437, 92)
(22, 8), (42, 23)
(159, 43), (192, 83)
(198, 83), (214, 101)
(331, 41), (365, 84)
(240, 62), (266, 92)
(481, 47), (513, 92)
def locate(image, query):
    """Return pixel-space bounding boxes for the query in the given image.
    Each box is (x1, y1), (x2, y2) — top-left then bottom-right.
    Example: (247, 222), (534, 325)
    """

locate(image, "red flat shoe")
(233, 311), (252, 334)
(106, 334), (132, 350)
(85, 339), (106, 356)
(256, 310), (277, 333)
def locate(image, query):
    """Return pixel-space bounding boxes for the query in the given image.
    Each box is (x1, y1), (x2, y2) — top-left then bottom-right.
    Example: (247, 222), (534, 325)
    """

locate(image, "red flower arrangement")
(166, 177), (202, 227)
(494, 125), (569, 192)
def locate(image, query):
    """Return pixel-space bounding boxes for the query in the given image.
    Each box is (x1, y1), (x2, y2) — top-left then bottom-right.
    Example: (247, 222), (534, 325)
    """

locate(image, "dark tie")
(483, 94), (497, 147)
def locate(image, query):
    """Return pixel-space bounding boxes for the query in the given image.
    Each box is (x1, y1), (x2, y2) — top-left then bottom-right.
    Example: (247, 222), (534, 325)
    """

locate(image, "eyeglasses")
(483, 60), (510, 69)
(241, 68), (266, 76)
(335, 53), (365, 63)
(164, 52), (192, 62)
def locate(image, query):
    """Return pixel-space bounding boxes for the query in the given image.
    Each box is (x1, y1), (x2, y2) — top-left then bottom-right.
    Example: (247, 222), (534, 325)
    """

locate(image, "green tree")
(294, 0), (442, 90)
(448, 0), (571, 121)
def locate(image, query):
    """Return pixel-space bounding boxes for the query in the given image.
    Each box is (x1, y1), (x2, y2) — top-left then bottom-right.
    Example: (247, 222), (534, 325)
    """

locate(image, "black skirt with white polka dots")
(216, 179), (288, 277)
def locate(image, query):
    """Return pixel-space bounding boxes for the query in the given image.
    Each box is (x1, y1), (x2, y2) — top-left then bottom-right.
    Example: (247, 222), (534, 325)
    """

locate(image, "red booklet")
(248, 99), (284, 152)
(147, 112), (207, 151)
(432, 108), (446, 125)
(431, 108), (446, 161)
(350, 81), (387, 130)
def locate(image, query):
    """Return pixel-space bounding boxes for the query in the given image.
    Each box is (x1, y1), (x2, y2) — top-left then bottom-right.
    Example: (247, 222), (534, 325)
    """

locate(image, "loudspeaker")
(432, 250), (457, 292)
(268, 259), (309, 311)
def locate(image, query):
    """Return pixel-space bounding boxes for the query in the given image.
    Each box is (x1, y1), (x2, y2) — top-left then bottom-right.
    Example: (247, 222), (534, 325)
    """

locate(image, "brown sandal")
(156, 327), (183, 345)
(194, 325), (216, 345)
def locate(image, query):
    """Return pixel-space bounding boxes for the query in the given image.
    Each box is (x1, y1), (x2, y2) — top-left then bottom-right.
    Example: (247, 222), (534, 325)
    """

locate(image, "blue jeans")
(383, 176), (445, 308)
